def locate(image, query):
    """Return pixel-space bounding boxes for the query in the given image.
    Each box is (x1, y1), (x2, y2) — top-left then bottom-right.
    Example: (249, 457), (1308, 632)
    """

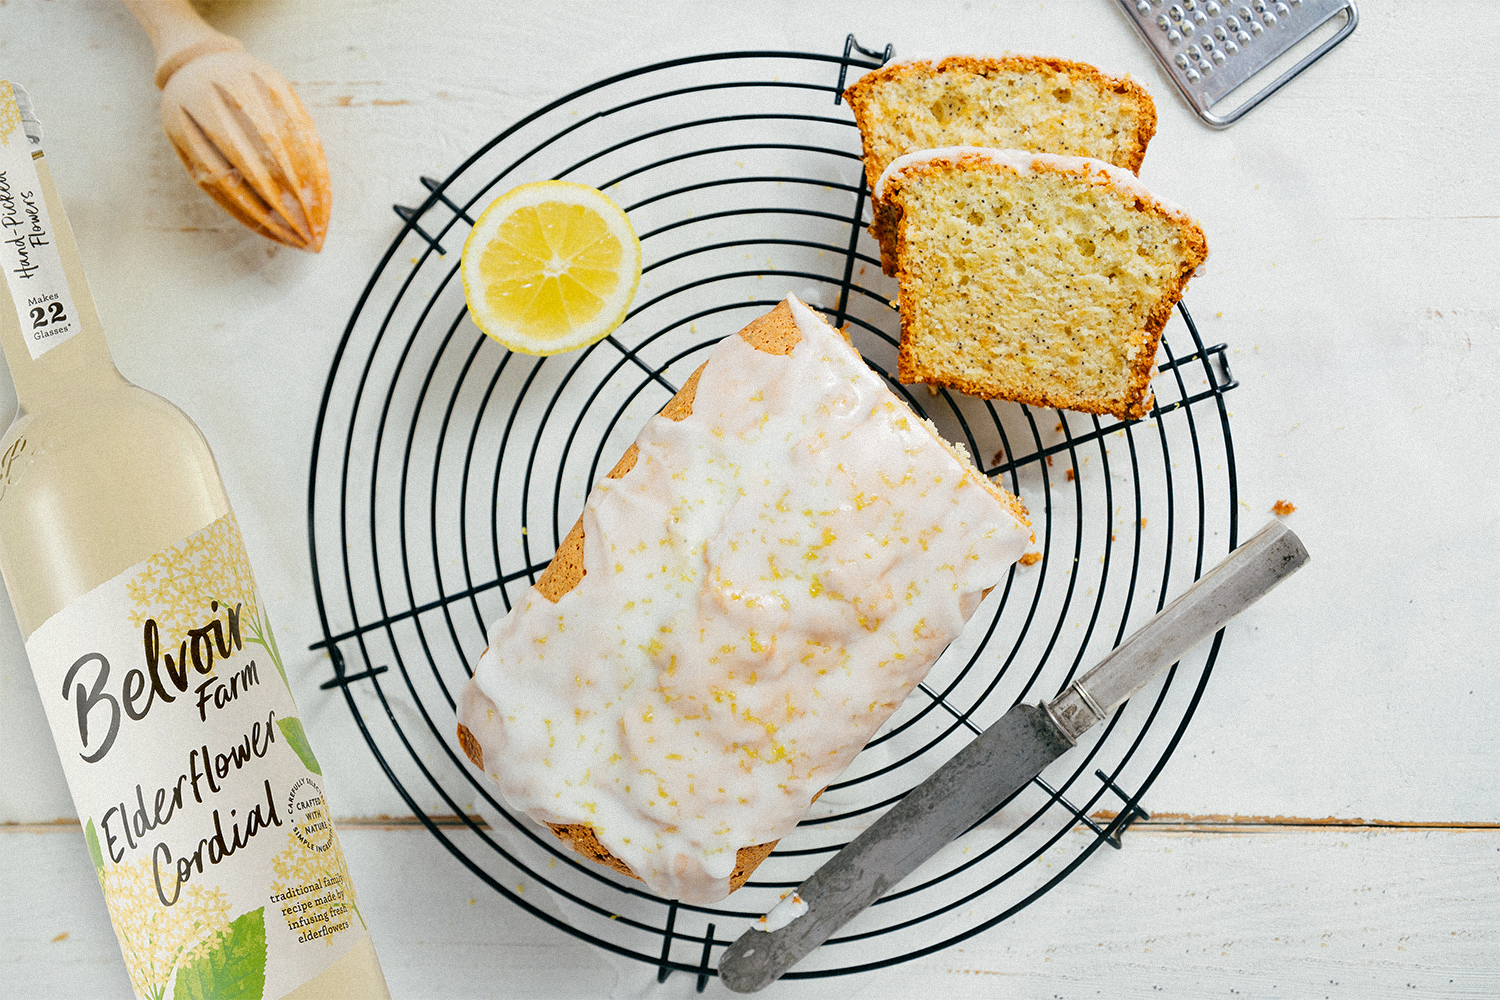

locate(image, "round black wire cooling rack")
(307, 37), (1242, 988)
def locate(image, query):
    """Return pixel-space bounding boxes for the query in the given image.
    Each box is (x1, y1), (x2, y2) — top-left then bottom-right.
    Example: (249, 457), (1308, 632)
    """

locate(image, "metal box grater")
(1116, 0), (1357, 128)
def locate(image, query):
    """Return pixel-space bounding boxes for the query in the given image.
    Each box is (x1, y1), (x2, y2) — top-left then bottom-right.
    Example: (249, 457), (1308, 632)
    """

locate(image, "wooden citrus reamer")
(123, 0), (331, 251)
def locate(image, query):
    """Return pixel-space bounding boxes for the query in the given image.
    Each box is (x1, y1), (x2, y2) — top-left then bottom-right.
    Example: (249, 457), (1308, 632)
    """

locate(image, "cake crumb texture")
(844, 55), (1157, 273)
(887, 152), (1208, 420)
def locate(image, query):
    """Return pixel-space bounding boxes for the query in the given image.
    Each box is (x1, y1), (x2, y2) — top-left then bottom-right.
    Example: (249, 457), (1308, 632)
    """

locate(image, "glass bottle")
(0, 82), (389, 1000)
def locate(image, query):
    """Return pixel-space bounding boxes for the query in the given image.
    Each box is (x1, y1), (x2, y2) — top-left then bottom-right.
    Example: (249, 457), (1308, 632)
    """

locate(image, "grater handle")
(1200, 3), (1359, 128)
(1115, 0), (1359, 129)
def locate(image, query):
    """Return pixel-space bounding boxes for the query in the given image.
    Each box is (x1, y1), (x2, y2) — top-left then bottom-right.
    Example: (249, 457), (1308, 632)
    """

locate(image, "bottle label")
(0, 81), (82, 360)
(25, 513), (366, 1000)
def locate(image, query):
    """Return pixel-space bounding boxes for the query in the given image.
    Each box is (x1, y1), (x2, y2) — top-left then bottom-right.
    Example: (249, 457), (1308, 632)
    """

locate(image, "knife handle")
(1046, 520), (1309, 741)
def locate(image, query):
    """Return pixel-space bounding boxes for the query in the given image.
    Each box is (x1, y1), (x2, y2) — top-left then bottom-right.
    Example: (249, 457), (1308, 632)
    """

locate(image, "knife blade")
(718, 519), (1309, 992)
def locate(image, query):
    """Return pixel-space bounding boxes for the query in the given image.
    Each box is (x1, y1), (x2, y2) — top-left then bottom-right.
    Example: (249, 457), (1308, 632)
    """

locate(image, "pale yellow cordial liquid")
(0, 101), (388, 998)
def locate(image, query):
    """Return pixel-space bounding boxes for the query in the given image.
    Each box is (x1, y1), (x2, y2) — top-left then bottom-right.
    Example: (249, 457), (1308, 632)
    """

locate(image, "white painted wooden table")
(2, 2), (1497, 997)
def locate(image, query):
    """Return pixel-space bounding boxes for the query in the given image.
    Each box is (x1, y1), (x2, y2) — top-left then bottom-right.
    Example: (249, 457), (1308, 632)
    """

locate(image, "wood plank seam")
(8, 815), (1499, 833)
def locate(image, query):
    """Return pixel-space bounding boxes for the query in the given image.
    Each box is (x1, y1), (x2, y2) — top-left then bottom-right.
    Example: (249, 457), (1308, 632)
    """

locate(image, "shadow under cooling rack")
(306, 36), (1240, 987)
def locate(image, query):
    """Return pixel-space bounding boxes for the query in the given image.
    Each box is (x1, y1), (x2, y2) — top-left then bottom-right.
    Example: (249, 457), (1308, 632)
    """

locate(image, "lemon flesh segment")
(481, 205), (620, 336)
(461, 182), (641, 355)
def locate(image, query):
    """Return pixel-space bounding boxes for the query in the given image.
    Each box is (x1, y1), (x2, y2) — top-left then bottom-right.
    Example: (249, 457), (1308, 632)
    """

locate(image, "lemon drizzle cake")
(843, 55), (1157, 274)
(456, 296), (1032, 904)
(877, 147), (1208, 421)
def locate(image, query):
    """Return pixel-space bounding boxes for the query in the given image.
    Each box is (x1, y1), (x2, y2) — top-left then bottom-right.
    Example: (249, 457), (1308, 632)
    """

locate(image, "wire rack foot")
(317, 644), (389, 691)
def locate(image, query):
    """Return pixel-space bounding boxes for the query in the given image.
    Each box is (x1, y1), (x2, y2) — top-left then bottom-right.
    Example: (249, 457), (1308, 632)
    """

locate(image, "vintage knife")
(718, 519), (1309, 992)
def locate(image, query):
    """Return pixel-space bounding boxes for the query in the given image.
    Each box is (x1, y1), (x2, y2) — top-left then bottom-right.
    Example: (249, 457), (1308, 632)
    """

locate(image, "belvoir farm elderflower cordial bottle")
(0, 83), (389, 999)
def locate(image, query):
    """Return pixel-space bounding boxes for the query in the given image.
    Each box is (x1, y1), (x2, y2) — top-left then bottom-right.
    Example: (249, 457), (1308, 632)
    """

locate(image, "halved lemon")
(460, 181), (641, 355)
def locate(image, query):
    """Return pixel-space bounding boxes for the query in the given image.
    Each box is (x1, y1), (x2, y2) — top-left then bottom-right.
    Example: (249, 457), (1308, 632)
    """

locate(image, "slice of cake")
(456, 296), (1032, 904)
(844, 55), (1157, 274)
(878, 148), (1208, 421)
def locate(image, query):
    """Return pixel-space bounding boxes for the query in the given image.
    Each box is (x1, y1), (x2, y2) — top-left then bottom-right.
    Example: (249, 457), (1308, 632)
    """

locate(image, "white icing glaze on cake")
(753, 891), (808, 932)
(874, 146), (1195, 224)
(460, 296), (1031, 904)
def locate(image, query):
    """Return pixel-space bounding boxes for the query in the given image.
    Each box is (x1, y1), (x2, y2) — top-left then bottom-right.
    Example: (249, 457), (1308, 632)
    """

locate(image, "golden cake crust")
(884, 153), (1208, 421)
(457, 299), (1028, 892)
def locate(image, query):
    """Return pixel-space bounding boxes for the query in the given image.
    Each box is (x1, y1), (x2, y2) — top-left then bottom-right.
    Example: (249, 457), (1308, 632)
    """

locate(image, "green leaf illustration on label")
(171, 906), (267, 1000)
(84, 817), (105, 876)
(240, 596), (290, 696)
(277, 716), (322, 776)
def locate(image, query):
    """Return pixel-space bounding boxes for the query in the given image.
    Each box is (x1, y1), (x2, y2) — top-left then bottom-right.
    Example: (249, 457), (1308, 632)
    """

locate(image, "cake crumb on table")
(1272, 500), (1296, 516)
(1019, 552), (1043, 566)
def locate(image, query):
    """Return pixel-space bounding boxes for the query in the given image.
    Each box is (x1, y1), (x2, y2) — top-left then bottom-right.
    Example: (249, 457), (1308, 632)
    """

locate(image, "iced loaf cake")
(456, 296), (1032, 904)
(878, 148), (1208, 421)
(843, 55), (1157, 274)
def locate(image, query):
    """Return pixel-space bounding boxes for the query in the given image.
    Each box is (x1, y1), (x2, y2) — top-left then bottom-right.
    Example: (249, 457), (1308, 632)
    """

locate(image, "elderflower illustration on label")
(85, 838), (237, 1000)
(270, 797), (364, 946)
(0, 87), (22, 146)
(27, 514), (363, 999)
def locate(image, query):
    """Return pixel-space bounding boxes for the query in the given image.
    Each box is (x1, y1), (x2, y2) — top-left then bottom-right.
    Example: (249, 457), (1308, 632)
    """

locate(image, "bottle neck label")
(0, 81), (81, 360)
(25, 512), (366, 1000)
